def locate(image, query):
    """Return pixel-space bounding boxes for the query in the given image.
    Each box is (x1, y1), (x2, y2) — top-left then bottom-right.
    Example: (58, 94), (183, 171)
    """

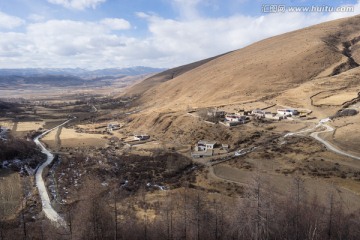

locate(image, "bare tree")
(113, 191), (118, 240)
(182, 188), (188, 240)
(21, 197), (27, 240)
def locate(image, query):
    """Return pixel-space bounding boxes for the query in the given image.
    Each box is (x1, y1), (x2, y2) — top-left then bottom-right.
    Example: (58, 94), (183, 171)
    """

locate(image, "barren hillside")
(128, 15), (360, 112)
(124, 53), (230, 97)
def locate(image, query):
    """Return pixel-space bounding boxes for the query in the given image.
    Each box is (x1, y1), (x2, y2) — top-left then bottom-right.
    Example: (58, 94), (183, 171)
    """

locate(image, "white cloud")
(0, 32), (30, 57)
(172, 0), (203, 19)
(0, 1), (360, 69)
(47, 0), (106, 10)
(28, 14), (46, 22)
(0, 11), (25, 29)
(0, 19), (128, 68)
(130, 1), (360, 67)
(26, 20), (126, 56)
(100, 18), (131, 30)
(136, 12), (151, 19)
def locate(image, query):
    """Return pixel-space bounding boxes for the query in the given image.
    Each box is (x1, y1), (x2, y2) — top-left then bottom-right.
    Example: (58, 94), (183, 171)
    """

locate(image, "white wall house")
(225, 115), (246, 122)
(192, 140), (216, 158)
(277, 109), (299, 116)
(252, 109), (266, 117)
(107, 123), (121, 132)
(134, 135), (150, 141)
(207, 110), (225, 117)
(195, 140), (216, 151)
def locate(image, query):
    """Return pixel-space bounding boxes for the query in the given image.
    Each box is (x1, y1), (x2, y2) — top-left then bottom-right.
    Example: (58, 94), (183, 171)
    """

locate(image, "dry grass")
(330, 116), (360, 154)
(42, 127), (107, 148)
(15, 121), (44, 132)
(127, 16), (360, 112)
(312, 91), (358, 106)
(0, 170), (22, 219)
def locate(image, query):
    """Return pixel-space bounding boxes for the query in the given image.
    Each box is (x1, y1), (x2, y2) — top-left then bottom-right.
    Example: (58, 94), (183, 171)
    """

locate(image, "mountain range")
(0, 66), (165, 78)
(0, 66), (165, 88)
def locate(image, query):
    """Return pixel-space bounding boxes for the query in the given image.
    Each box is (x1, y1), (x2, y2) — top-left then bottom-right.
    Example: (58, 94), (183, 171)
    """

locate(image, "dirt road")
(34, 119), (72, 228)
(310, 121), (360, 160)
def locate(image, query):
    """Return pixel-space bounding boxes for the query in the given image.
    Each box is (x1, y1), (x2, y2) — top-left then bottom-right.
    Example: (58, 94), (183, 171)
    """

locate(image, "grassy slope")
(128, 15), (360, 112)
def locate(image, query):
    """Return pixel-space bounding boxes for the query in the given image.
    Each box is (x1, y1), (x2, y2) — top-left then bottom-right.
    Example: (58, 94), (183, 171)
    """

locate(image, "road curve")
(34, 119), (72, 228)
(310, 122), (360, 161)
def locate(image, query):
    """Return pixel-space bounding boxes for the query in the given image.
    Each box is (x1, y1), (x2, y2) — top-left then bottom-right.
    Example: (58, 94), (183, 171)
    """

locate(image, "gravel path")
(310, 121), (360, 160)
(34, 119), (72, 228)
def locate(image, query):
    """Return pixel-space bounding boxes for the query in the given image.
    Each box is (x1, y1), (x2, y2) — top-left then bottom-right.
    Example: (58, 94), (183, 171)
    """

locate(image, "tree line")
(1, 175), (360, 240)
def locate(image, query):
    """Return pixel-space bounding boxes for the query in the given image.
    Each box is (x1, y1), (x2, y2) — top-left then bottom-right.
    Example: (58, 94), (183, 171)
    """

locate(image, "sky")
(0, 0), (359, 69)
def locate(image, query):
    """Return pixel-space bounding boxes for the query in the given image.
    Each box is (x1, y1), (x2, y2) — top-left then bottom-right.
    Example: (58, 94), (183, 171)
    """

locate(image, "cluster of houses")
(190, 107), (305, 158)
(251, 108), (299, 120)
(207, 109), (250, 126)
(206, 107), (302, 127)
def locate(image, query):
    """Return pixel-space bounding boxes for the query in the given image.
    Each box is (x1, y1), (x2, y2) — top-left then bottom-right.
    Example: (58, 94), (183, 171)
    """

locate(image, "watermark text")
(262, 4), (355, 13)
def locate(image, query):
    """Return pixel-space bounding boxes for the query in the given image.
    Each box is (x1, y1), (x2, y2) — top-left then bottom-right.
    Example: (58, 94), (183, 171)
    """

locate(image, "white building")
(107, 123), (121, 132)
(252, 109), (266, 117)
(196, 140), (216, 151)
(192, 140), (216, 158)
(207, 110), (225, 118)
(225, 114), (246, 122)
(277, 109), (299, 116)
(134, 134), (150, 141)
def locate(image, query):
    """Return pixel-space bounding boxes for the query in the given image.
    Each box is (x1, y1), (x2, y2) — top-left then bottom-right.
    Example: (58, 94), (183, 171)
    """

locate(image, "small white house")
(192, 140), (216, 158)
(252, 109), (265, 117)
(207, 110), (225, 118)
(225, 114), (246, 122)
(107, 123), (121, 132)
(277, 109), (299, 116)
(134, 134), (150, 141)
(196, 140), (216, 151)
(221, 144), (229, 150)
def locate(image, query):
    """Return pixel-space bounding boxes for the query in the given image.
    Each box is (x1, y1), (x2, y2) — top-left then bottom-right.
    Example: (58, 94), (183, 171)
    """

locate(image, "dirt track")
(34, 119), (72, 228)
(310, 122), (360, 160)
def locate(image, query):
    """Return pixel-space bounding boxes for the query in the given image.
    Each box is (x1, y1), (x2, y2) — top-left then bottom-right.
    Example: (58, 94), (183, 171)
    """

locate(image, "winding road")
(34, 119), (72, 228)
(310, 119), (360, 160)
(285, 117), (360, 160)
(209, 118), (360, 186)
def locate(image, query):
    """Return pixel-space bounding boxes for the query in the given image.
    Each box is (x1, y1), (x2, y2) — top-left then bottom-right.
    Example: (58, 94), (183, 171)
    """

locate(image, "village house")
(107, 123), (121, 132)
(252, 109), (266, 118)
(277, 109), (299, 116)
(265, 111), (283, 120)
(221, 144), (229, 151)
(219, 113), (248, 126)
(225, 114), (247, 122)
(134, 134), (150, 141)
(196, 140), (216, 151)
(207, 109), (226, 118)
(191, 140), (216, 158)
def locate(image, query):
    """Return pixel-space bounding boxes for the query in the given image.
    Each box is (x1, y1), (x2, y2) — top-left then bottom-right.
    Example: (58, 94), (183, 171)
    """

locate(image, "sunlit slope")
(128, 15), (360, 112)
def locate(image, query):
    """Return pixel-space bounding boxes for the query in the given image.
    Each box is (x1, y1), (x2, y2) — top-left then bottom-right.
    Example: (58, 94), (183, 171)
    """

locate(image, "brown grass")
(127, 16), (360, 112)
(0, 170), (22, 219)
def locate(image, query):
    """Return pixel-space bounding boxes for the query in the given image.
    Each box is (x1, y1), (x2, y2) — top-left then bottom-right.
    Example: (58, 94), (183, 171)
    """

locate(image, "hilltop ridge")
(126, 15), (360, 112)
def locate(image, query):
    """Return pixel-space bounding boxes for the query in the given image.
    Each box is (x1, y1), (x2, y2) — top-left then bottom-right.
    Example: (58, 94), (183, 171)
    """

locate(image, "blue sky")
(0, 0), (359, 69)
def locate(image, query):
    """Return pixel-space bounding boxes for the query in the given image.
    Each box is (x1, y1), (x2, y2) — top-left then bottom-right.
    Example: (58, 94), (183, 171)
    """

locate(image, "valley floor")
(0, 87), (360, 239)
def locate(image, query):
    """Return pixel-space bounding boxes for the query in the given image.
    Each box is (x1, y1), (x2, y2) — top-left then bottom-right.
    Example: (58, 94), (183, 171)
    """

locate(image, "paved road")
(209, 118), (360, 186)
(310, 121), (360, 160)
(34, 119), (72, 228)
